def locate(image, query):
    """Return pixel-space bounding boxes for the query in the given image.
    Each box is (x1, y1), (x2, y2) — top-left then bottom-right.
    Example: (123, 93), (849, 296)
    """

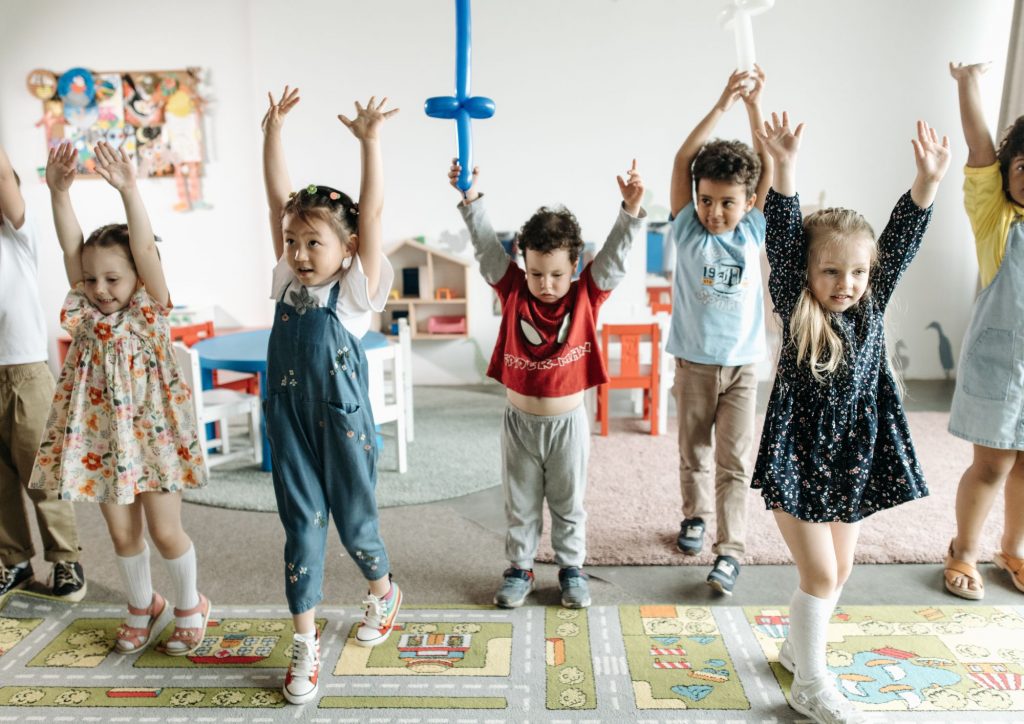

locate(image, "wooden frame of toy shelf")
(383, 239), (471, 340)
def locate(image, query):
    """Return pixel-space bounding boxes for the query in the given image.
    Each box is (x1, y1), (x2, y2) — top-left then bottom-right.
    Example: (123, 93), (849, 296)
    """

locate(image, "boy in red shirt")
(449, 160), (645, 608)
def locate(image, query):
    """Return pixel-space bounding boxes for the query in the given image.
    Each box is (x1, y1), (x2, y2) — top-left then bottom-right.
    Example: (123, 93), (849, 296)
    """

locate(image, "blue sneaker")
(676, 517), (706, 555)
(558, 567), (591, 609)
(0, 562), (33, 595)
(493, 568), (534, 608)
(707, 555), (740, 596)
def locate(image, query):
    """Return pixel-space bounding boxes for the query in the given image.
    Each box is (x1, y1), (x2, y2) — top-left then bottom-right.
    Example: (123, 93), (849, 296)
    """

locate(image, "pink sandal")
(114, 592), (166, 654)
(161, 592), (211, 656)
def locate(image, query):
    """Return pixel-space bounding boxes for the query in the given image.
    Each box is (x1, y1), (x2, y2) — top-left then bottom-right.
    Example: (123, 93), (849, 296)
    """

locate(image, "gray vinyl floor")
(13, 380), (1024, 608)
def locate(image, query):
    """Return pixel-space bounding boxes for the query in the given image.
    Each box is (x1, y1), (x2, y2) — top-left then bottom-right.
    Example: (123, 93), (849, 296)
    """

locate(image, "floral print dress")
(751, 190), (932, 523)
(29, 286), (207, 504)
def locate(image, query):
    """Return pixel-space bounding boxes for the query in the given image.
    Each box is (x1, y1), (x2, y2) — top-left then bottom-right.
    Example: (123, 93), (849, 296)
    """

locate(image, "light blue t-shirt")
(665, 202), (767, 366)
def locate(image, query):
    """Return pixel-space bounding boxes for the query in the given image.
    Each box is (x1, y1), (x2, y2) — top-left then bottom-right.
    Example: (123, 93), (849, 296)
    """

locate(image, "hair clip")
(306, 184), (318, 195)
(288, 191), (296, 199)
(329, 191), (340, 201)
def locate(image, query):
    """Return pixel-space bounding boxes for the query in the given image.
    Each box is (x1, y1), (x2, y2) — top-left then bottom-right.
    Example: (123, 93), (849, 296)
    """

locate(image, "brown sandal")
(160, 592), (211, 656)
(994, 551), (1024, 593)
(944, 539), (985, 600)
(114, 592), (166, 654)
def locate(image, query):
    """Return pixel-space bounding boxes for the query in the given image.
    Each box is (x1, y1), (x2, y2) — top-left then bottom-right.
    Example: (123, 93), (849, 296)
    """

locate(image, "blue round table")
(193, 329), (388, 472)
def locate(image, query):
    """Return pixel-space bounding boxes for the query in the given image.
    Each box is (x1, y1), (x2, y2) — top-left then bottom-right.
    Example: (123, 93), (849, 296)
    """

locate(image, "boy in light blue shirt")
(668, 67), (773, 595)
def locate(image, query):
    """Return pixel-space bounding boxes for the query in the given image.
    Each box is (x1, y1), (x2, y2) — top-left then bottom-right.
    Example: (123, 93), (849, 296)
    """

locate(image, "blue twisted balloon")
(424, 0), (495, 192)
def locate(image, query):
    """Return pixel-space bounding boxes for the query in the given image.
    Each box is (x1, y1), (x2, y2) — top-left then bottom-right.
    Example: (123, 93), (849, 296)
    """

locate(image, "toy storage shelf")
(383, 240), (471, 340)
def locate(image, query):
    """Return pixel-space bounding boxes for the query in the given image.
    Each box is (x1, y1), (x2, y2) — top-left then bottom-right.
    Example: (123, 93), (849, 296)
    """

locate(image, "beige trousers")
(0, 362), (80, 566)
(673, 358), (757, 557)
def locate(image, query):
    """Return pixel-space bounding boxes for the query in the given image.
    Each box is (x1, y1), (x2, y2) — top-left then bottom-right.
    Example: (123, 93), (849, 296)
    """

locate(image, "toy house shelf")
(383, 239), (471, 340)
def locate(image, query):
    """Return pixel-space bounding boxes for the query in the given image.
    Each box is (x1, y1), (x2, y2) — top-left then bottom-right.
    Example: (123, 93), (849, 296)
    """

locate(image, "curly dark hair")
(997, 115), (1024, 200)
(517, 206), (584, 263)
(692, 138), (761, 198)
(83, 223), (136, 271)
(282, 184), (359, 250)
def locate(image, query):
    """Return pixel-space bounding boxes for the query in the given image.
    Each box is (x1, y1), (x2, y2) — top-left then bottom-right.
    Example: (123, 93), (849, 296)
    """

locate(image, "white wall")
(2, 0), (1013, 381)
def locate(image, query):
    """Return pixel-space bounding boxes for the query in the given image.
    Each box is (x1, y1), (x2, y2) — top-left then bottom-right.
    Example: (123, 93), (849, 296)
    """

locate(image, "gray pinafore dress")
(949, 219), (1024, 449)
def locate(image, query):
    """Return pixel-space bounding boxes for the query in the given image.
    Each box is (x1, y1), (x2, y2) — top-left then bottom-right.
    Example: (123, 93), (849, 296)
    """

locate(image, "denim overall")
(266, 281), (390, 614)
(949, 219), (1024, 449)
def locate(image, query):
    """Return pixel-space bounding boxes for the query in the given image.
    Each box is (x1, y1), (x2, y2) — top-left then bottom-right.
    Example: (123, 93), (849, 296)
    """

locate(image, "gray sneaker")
(790, 676), (868, 724)
(558, 567), (591, 609)
(493, 568), (534, 608)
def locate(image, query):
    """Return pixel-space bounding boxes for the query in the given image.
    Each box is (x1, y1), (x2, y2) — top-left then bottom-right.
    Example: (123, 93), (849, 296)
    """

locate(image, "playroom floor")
(15, 379), (1022, 609)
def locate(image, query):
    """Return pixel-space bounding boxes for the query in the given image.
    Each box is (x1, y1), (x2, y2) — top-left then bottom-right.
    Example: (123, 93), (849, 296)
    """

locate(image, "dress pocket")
(963, 327), (1015, 401)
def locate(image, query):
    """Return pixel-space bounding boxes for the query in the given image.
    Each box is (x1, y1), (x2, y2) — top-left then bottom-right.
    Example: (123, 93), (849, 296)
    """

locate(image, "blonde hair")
(788, 208), (876, 382)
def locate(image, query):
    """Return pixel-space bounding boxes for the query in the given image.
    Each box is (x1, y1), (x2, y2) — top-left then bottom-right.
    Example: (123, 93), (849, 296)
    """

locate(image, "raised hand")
(715, 69), (752, 113)
(45, 142), (77, 192)
(949, 61), (990, 83)
(911, 120), (951, 183)
(261, 85), (300, 135)
(338, 96), (399, 141)
(616, 159), (644, 216)
(448, 159), (479, 202)
(741, 64), (766, 107)
(756, 111), (805, 165)
(93, 142), (136, 192)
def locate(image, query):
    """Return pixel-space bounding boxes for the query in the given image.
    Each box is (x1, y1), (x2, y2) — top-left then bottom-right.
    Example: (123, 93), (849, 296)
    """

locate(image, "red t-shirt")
(488, 262), (612, 397)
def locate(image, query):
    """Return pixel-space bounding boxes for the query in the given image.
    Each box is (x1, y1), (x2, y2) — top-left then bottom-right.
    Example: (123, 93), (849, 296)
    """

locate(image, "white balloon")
(719, 0), (775, 74)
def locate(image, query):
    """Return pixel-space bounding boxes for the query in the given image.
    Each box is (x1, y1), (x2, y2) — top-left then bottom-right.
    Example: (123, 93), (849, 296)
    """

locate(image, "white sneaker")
(778, 638), (795, 672)
(355, 581), (402, 647)
(283, 634), (320, 705)
(790, 676), (868, 724)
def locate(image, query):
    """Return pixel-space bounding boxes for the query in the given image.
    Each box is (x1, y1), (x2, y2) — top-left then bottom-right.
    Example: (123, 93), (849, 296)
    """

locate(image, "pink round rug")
(537, 412), (1007, 566)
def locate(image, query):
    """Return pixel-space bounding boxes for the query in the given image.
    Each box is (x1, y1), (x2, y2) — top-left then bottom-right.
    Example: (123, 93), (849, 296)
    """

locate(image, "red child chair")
(595, 323), (660, 436)
(646, 285), (672, 315)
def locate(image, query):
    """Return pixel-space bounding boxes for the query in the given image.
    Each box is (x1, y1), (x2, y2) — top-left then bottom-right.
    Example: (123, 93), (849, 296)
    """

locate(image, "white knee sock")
(163, 544), (202, 627)
(788, 588), (832, 683)
(115, 542), (154, 629)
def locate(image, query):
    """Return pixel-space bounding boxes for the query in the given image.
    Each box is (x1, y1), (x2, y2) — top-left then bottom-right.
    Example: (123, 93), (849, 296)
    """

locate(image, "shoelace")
(361, 595), (386, 629)
(0, 567), (11, 587)
(54, 562), (82, 589)
(289, 638), (317, 678)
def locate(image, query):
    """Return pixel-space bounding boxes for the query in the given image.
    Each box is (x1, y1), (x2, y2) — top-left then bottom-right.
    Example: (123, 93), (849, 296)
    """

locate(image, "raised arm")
(670, 70), (749, 216)
(909, 120), (951, 209)
(591, 160), (646, 290)
(949, 62), (997, 168)
(450, 162), (512, 285)
(339, 96), (398, 300)
(45, 142), (85, 286)
(757, 112), (807, 315)
(0, 145), (25, 229)
(261, 86), (300, 259)
(756, 111), (803, 198)
(742, 65), (773, 211)
(93, 142), (168, 306)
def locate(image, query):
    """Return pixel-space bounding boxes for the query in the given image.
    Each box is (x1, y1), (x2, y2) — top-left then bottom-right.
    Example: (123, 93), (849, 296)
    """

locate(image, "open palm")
(757, 111), (804, 164)
(45, 142), (77, 192)
(93, 142), (136, 191)
(339, 96), (399, 141)
(262, 85), (300, 134)
(912, 120), (951, 183)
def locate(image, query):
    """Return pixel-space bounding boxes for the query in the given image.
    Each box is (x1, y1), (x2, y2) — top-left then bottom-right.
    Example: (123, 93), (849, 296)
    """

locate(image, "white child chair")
(365, 318), (411, 473)
(172, 342), (263, 472)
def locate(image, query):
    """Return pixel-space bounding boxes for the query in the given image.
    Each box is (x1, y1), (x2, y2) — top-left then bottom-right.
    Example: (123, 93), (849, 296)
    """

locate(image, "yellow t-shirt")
(964, 162), (1024, 288)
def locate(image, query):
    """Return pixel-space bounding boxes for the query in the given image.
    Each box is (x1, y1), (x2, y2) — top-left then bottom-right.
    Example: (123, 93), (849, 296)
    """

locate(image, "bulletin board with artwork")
(26, 66), (212, 211)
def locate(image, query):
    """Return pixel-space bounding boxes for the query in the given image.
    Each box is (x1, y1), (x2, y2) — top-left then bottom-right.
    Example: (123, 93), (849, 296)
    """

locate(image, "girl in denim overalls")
(944, 62), (1024, 602)
(261, 88), (401, 705)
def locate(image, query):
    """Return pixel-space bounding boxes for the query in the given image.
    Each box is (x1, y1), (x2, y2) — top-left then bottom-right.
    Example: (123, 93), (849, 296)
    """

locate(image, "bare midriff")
(506, 388), (584, 417)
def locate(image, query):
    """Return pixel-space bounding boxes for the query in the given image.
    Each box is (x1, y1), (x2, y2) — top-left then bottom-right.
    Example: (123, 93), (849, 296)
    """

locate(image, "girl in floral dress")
(29, 141), (209, 657)
(751, 114), (950, 724)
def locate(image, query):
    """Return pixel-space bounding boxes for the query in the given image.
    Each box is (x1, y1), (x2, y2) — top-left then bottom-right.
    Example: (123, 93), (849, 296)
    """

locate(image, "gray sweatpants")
(501, 403), (590, 570)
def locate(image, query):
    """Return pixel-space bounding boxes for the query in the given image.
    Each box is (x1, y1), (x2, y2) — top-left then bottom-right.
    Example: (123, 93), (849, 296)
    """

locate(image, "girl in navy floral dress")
(751, 113), (950, 724)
